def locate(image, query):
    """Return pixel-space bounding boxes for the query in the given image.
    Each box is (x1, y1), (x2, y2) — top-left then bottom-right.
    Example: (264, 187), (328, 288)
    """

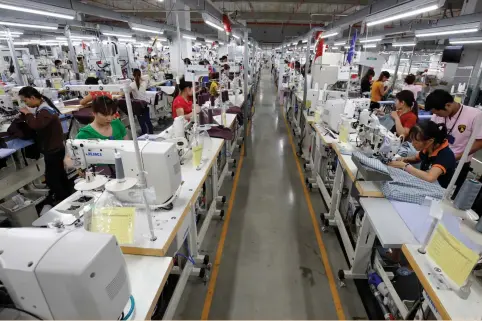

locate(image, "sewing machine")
(0, 94), (16, 122)
(356, 109), (401, 161)
(321, 98), (370, 133)
(0, 228), (130, 319)
(67, 139), (182, 207)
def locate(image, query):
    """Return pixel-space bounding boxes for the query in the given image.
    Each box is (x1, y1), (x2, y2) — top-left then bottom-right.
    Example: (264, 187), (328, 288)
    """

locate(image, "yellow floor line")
(281, 104), (347, 320)
(201, 120), (251, 320)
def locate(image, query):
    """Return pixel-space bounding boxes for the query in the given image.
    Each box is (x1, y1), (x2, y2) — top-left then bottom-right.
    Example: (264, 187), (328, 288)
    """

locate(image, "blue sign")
(347, 29), (357, 64)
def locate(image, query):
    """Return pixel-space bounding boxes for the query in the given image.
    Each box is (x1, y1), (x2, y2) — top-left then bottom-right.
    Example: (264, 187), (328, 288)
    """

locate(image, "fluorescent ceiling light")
(0, 3), (74, 20)
(334, 41), (346, 46)
(366, 4), (438, 27)
(56, 36), (96, 41)
(205, 20), (224, 31)
(182, 35), (196, 40)
(415, 22), (480, 37)
(132, 27), (163, 35)
(103, 32), (132, 38)
(0, 21), (57, 30)
(392, 42), (416, 47)
(219, 41), (224, 45)
(416, 28), (479, 37)
(450, 38), (482, 44)
(363, 44), (377, 48)
(0, 35), (20, 39)
(360, 37), (382, 43)
(319, 32), (338, 39)
(233, 34), (240, 40)
(0, 31), (22, 35)
(331, 46), (339, 50)
(205, 39), (214, 43)
(400, 58), (410, 61)
(302, 40), (308, 43)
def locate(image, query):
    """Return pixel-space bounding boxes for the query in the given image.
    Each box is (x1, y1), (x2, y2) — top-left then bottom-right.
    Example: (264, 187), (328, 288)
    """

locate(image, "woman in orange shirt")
(370, 71), (390, 110)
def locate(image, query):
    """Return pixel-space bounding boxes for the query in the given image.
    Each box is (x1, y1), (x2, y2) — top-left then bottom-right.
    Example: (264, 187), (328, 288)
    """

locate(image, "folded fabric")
(352, 150), (389, 175)
(381, 167), (444, 204)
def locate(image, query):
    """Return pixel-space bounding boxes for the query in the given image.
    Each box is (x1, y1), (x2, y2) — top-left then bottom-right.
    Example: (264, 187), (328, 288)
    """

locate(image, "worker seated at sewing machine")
(76, 96), (126, 140)
(388, 121), (456, 188)
(209, 72), (219, 97)
(390, 90), (418, 137)
(172, 77), (200, 121)
(80, 77), (112, 106)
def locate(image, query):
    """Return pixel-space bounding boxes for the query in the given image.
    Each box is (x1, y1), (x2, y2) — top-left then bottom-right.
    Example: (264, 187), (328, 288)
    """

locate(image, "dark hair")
(91, 96), (118, 116)
(378, 71), (390, 81)
(133, 68), (141, 89)
(223, 64), (230, 71)
(9, 65), (14, 73)
(405, 74), (416, 85)
(396, 90), (418, 116)
(54, 60), (62, 66)
(425, 89), (454, 111)
(179, 76), (193, 92)
(220, 55), (227, 61)
(409, 121), (447, 145)
(183, 58), (192, 65)
(363, 69), (375, 80)
(85, 77), (99, 85)
(18, 86), (61, 114)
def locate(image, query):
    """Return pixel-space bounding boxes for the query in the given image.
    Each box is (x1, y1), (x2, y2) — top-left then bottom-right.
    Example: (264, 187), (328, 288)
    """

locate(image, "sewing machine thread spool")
(453, 179), (482, 210)
(114, 152), (125, 181)
(207, 109), (214, 124)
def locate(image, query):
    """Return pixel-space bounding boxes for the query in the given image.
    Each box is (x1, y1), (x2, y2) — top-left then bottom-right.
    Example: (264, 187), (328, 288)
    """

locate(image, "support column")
(166, 0), (192, 79)
(243, 30), (249, 156)
(5, 28), (24, 86)
(64, 26), (79, 74)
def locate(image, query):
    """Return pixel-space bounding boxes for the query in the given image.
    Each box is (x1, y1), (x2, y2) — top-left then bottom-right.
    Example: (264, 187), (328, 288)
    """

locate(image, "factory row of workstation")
(0, 7), (263, 320)
(272, 19), (482, 320)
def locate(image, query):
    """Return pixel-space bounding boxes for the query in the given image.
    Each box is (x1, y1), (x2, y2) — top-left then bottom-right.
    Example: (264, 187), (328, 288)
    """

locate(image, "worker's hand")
(390, 111), (399, 120)
(388, 160), (407, 169)
(19, 107), (31, 115)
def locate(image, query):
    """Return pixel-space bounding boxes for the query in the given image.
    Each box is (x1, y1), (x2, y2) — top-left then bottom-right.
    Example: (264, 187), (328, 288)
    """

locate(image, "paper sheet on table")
(427, 224), (480, 287)
(91, 207), (135, 244)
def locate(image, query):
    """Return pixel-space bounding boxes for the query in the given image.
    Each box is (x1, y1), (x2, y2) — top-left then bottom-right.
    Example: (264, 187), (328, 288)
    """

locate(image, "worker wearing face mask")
(18, 86), (73, 205)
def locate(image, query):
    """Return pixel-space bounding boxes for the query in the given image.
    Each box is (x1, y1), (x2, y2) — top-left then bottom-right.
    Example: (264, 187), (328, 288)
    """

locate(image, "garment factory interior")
(2, 0), (482, 320)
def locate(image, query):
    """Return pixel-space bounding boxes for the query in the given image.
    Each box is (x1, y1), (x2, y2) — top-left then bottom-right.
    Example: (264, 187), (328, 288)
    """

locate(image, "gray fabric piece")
(380, 167), (445, 204)
(352, 150), (389, 174)
(378, 114), (395, 131)
(397, 141), (418, 158)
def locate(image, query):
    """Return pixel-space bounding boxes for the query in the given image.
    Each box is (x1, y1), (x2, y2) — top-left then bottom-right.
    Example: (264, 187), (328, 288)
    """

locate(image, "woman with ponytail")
(390, 89), (418, 137)
(388, 121), (456, 188)
(18, 86), (73, 204)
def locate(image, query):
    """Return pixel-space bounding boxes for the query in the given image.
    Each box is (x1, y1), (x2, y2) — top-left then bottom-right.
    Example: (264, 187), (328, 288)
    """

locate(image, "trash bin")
(0, 194), (41, 227)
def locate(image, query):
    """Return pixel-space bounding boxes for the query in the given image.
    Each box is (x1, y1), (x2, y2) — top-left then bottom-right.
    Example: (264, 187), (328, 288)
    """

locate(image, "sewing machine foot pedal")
(338, 270), (346, 287)
(219, 209), (225, 219)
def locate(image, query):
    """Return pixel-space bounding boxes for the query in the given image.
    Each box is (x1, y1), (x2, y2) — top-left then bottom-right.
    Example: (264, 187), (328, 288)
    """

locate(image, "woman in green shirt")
(76, 96), (127, 140)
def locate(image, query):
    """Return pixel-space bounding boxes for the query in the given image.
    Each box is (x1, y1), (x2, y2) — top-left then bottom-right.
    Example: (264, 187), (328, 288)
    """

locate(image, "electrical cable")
(0, 305), (43, 320)
(122, 295), (135, 320)
(174, 252), (196, 265)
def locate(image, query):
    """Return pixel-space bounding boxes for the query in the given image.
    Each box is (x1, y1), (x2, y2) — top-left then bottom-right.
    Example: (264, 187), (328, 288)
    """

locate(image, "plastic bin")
(0, 194), (41, 227)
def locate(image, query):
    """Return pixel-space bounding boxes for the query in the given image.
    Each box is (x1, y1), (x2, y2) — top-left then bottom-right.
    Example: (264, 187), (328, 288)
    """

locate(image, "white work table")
(360, 198), (417, 248)
(403, 244), (482, 320)
(125, 255), (173, 320)
(119, 138), (225, 256)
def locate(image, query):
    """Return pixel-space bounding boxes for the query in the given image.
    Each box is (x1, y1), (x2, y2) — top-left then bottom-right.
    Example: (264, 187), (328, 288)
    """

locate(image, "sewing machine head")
(0, 228), (130, 320)
(67, 139), (182, 206)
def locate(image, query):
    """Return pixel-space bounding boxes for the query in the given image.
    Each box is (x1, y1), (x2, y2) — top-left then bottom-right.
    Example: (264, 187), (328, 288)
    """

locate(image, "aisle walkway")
(176, 69), (367, 320)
